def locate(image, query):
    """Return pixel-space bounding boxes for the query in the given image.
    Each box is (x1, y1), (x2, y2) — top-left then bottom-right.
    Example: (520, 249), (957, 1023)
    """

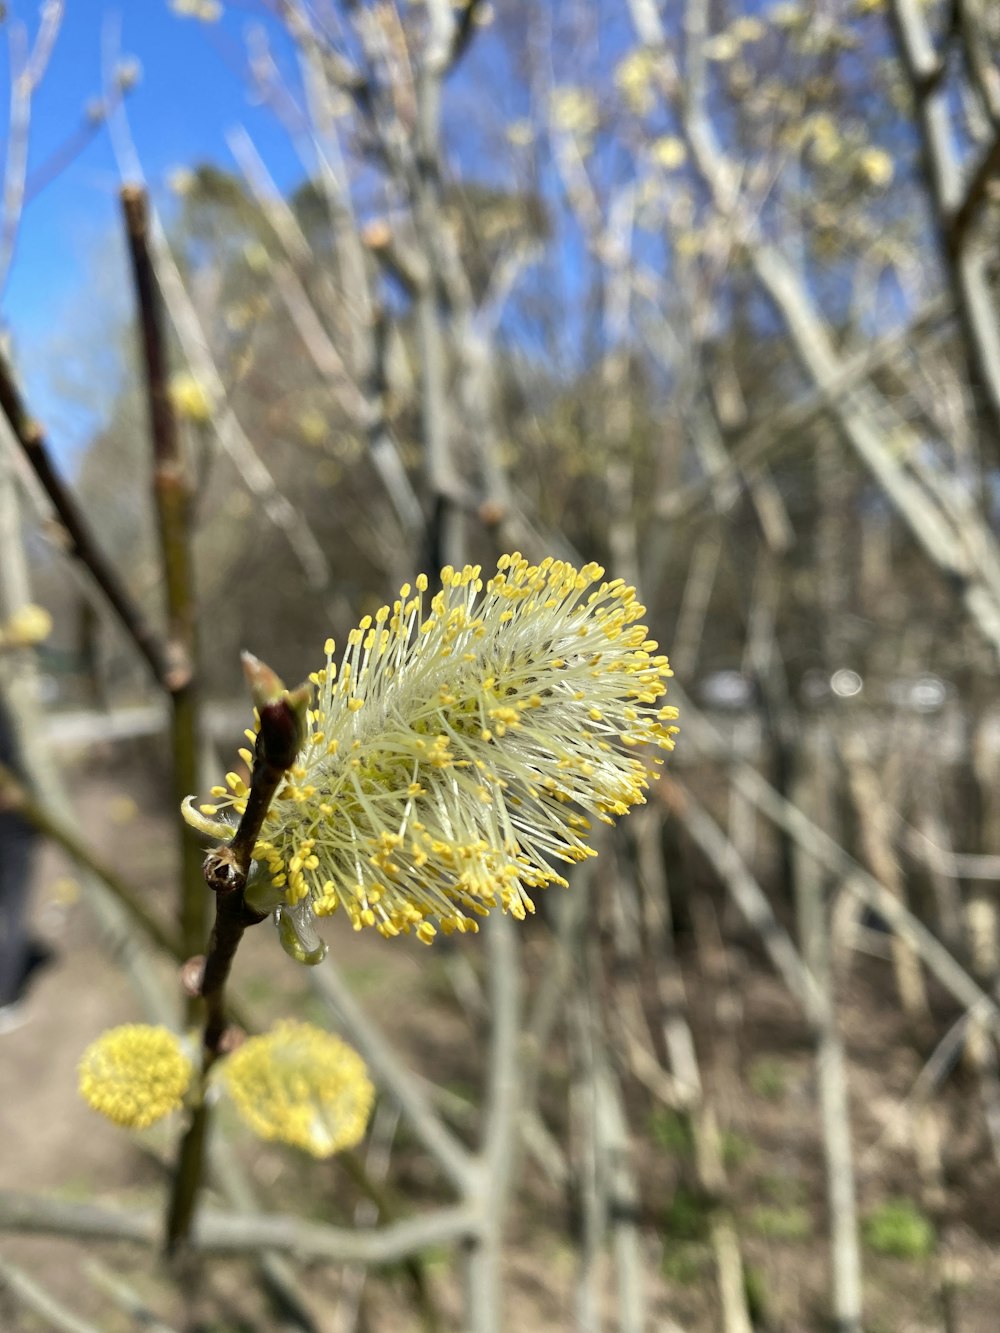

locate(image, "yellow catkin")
(222, 1021), (374, 1157)
(183, 554), (678, 949)
(79, 1025), (192, 1129)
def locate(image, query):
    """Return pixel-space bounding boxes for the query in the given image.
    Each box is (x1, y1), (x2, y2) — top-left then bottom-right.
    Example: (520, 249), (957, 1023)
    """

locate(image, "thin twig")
(82, 1259), (179, 1333)
(0, 354), (175, 686)
(166, 660), (308, 1252)
(0, 1252), (101, 1333)
(675, 690), (1000, 1028)
(0, 1190), (478, 1264)
(662, 778), (823, 1024)
(633, 814), (752, 1333)
(840, 732), (931, 1026)
(464, 912), (521, 1333)
(790, 727), (863, 1333)
(0, 3), (64, 297)
(0, 759), (182, 960)
(100, 24), (335, 592)
(310, 957), (476, 1196)
(121, 183), (206, 974)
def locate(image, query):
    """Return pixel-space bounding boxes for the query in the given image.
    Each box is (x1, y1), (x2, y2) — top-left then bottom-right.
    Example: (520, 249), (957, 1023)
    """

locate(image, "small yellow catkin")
(79, 1025), (193, 1129)
(222, 1021), (374, 1158)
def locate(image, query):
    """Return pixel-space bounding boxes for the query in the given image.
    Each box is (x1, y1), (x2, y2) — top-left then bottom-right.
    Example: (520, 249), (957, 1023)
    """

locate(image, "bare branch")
(310, 958), (477, 1196)
(121, 183), (206, 969)
(0, 1190), (478, 1265)
(0, 356), (176, 687)
(0, 1252), (101, 1333)
(0, 2), (64, 296)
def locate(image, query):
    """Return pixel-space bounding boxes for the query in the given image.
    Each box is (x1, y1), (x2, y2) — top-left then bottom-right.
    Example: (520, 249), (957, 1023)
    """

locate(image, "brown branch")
(948, 130), (1000, 252)
(955, 0), (1000, 125)
(166, 657), (309, 1253)
(0, 355), (175, 688)
(121, 183), (205, 973)
(890, 0), (1000, 445)
(198, 671), (305, 1055)
(445, 0), (484, 74)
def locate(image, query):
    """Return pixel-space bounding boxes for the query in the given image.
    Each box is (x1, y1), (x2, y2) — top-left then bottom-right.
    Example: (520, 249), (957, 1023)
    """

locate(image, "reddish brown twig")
(166, 658), (308, 1253)
(121, 183), (206, 974)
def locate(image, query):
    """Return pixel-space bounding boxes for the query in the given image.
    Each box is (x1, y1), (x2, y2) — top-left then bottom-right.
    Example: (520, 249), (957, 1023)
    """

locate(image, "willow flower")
(184, 554), (678, 945)
(221, 1021), (374, 1157)
(79, 1025), (193, 1129)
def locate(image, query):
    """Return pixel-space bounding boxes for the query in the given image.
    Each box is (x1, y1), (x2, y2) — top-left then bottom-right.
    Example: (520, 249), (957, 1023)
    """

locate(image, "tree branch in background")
(24, 62), (139, 205)
(121, 183), (206, 972)
(0, 1), (64, 299)
(948, 129), (1000, 252)
(955, 0), (1000, 125)
(675, 690), (1000, 1030)
(0, 1189), (478, 1265)
(100, 38), (337, 596)
(0, 759), (182, 961)
(890, 0), (1000, 446)
(442, 0), (484, 75)
(0, 1251), (102, 1333)
(0, 353), (176, 687)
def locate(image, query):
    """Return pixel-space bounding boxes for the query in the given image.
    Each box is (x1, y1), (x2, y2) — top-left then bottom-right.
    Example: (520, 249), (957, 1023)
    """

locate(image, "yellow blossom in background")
(550, 87), (599, 138)
(168, 167), (196, 197)
(224, 303), (254, 333)
(243, 241), (271, 273)
(730, 17), (766, 43)
(703, 32), (740, 62)
(614, 50), (657, 116)
(506, 120), (534, 147)
(804, 113), (841, 165)
(858, 147), (894, 186)
(185, 554), (678, 946)
(169, 372), (213, 424)
(651, 136), (687, 170)
(297, 408), (328, 446)
(50, 875), (81, 906)
(769, 2), (804, 28)
(0, 603), (52, 647)
(222, 1021), (374, 1158)
(109, 794), (139, 825)
(675, 231), (703, 258)
(171, 0), (222, 20)
(79, 1025), (192, 1129)
(314, 459), (341, 488)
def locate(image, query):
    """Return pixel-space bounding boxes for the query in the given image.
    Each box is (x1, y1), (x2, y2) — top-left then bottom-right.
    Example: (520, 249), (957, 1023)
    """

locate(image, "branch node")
(203, 847), (242, 895)
(180, 955), (206, 997)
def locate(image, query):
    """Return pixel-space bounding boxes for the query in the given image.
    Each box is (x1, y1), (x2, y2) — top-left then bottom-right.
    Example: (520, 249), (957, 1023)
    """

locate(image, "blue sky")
(2, 1), (307, 451)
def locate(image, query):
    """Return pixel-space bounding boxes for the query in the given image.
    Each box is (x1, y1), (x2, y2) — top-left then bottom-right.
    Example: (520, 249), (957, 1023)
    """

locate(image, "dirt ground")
(3, 747), (1000, 1331)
